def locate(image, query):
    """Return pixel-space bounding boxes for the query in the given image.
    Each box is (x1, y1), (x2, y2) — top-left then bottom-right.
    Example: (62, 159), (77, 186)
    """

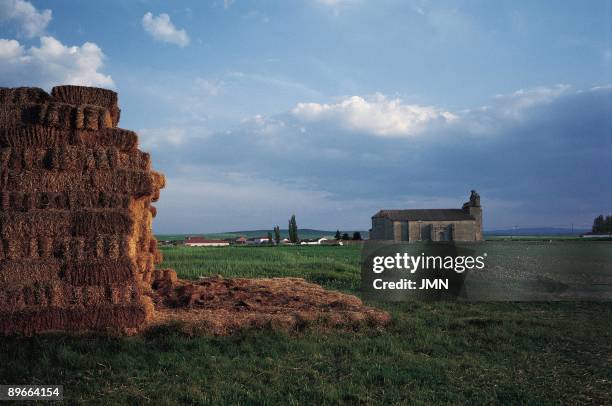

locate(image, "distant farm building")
(184, 237), (230, 247)
(234, 236), (248, 245)
(321, 239), (344, 246)
(246, 236), (273, 245)
(370, 190), (483, 242)
(300, 237), (329, 245)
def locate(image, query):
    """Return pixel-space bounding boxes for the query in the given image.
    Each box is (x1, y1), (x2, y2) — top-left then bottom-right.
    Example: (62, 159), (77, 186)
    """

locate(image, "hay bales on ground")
(0, 86), (163, 335)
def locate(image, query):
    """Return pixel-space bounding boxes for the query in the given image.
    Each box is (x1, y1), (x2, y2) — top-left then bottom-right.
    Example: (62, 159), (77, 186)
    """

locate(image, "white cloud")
(291, 93), (457, 136)
(491, 84), (571, 119)
(223, 0), (234, 9)
(142, 12), (190, 47)
(195, 78), (223, 96)
(0, 0), (51, 38)
(0, 36), (114, 89)
(139, 127), (187, 150)
(227, 71), (319, 97)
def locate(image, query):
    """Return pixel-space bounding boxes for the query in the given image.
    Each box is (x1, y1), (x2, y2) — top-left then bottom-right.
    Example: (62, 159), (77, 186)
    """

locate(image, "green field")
(1, 243), (611, 404)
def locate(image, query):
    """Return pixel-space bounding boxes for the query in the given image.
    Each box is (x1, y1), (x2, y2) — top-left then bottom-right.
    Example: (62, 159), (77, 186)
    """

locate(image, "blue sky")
(1, 0), (611, 233)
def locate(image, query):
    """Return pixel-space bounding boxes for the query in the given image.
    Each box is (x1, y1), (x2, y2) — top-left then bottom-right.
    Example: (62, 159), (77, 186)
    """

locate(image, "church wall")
(406, 220), (477, 242)
(371, 217), (394, 240)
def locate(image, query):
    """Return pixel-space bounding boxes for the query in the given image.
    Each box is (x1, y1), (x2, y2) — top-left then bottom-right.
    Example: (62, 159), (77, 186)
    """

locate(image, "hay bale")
(0, 127), (137, 151)
(51, 86), (117, 110)
(0, 102), (112, 130)
(0, 305), (149, 335)
(75, 128), (138, 151)
(0, 259), (62, 287)
(51, 86), (120, 126)
(63, 258), (138, 286)
(71, 209), (134, 236)
(0, 211), (71, 238)
(0, 87), (50, 104)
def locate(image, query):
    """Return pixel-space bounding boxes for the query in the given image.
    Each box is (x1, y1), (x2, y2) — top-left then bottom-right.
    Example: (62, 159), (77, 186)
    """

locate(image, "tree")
(267, 231), (273, 244)
(352, 231), (362, 240)
(341, 233), (350, 240)
(288, 215), (299, 243)
(273, 225), (281, 244)
(334, 230), (341, 240)
(605, 216), (612, 233)
(593, 215), (605, 232)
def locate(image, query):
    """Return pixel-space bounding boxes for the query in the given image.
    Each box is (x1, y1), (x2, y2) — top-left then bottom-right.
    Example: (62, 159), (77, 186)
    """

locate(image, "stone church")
(370, 191), (483, 242)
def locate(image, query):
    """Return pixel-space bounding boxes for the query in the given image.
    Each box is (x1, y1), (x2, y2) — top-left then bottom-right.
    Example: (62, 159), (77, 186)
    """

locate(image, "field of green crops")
(159, 245), (361, 291)
(1, 242), (611, 404)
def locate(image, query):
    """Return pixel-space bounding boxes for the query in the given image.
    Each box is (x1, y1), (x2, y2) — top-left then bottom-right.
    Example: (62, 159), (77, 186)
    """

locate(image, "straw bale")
(0, 87), (50, 105)
(45, 236), (127, 260)
(71, 209), (134, 236)
(0, 304), (149, 335)
(0, 259), (62, 287)
(0, 210), (136, 239)
(0, 237), (54, 258)
(0, 126), (69, 148)
(0, 211), (70, 238)
(0, 105), (29, 128)
(39, 237), (54, 258)
(0, 191), (131, 212)
(1, 102), (112, 130)
(51, 86), (120, 127)
(151, 171), (165, 189)
(74, 128), (138, 151)
(0, 126), (137, 151)
(0, 283), (141, 311)
(4, 169), (156, 195)
(51, 86), (117, 109)
(63, 258), (138, 286)
(4, 238), (24, 259)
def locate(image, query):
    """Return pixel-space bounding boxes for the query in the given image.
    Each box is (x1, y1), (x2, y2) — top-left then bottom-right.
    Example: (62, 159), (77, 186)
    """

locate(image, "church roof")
(373, 209), (475, 222)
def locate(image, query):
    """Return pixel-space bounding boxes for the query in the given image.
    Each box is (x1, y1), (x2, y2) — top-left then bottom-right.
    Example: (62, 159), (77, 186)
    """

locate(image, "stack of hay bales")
(0, 85), (165, 335)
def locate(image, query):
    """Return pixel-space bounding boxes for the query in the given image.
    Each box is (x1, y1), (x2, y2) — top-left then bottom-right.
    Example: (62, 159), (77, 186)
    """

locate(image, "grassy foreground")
(1, 244), (611, 404)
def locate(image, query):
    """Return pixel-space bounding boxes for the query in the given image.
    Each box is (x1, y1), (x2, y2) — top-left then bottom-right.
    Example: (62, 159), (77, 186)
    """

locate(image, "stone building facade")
(370, 191), (483, 242)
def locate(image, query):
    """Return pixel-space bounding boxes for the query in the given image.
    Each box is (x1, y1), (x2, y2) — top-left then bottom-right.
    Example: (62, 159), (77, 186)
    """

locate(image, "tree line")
(592, 215), (612, 233)
(334, 230), (362, 241)
(269, 215), (363, 244)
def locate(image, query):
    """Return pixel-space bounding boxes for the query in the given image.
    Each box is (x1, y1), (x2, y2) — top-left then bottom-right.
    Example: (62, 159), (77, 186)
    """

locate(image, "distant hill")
(156, 229), (369, 241)
(485, 227), (589, 236)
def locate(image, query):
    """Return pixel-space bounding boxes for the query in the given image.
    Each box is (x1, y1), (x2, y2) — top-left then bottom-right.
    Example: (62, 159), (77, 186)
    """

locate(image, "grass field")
(1, 243), (611, 404)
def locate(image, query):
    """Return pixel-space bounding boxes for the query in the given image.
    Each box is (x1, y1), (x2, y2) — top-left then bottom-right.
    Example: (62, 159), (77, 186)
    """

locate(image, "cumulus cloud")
(142, 12), (190, 47)
(291, 93), (457, 136)
(0, 36), (114, 89)
(0, 0), (51, 38)
(491, 84), (571, 118)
